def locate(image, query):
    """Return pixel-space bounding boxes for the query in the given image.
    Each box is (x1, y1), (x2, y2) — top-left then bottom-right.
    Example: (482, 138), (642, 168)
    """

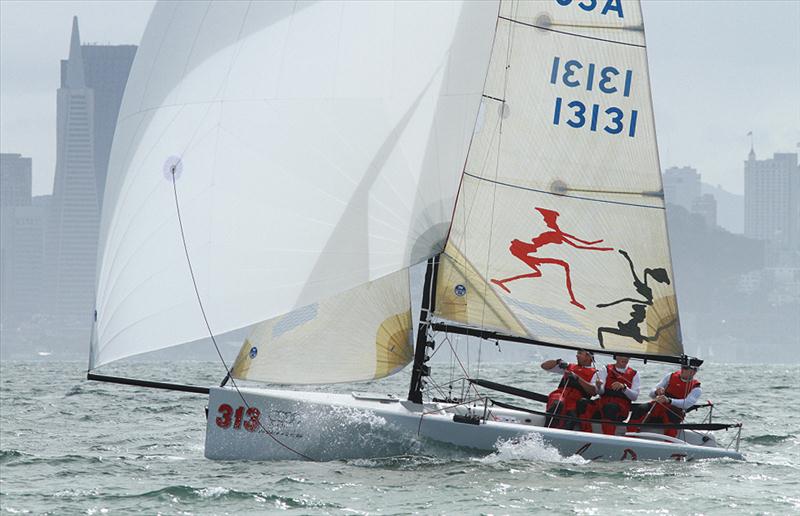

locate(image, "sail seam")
(462, 172), (664, 210)
(498, 16), (646, 49)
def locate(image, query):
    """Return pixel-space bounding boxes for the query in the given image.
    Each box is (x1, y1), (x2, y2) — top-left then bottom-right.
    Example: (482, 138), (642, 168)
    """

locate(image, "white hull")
(204, 387), (743, 461)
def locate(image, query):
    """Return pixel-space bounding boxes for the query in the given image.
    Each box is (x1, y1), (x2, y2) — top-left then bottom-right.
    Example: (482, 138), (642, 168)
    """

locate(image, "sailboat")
(87, 0), (743, 461)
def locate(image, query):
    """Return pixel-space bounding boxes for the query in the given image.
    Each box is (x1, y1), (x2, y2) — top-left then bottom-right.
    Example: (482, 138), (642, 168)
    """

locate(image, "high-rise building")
(61, 34), (136, 208)
(1, 154), (46, 322)
(691, 194), (717, 229)
(744, 149), (800, 255)
(663, 166), (701, 212)
(0, 153), (32, 207)
(46, 17), (100, 321)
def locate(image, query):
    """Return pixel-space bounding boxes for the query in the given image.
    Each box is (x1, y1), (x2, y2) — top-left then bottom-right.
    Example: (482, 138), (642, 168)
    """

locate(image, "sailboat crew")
(593, 355), (640, 435)
(541, 350), (598, 431)
(629, 364), (701, 438)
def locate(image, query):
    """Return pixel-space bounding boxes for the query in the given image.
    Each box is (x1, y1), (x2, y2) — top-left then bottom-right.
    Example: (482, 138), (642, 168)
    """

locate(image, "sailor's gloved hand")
(558, 361), (569, 370)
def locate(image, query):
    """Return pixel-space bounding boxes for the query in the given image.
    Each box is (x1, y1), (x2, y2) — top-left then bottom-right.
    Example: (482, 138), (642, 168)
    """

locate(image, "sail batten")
(497, 16), (646, 48)
(462, 172), (665, 210)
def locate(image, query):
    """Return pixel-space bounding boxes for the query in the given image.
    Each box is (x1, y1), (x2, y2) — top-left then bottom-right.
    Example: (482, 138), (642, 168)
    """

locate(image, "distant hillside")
(701, 182), (743, 234)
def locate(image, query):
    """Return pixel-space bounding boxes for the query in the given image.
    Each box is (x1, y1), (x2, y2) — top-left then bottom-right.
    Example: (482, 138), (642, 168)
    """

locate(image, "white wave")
(53, 488), (100, 498)
(480, 433), (588, 465)
(197, 486), (230, 498)
(294, 404), (422, 460)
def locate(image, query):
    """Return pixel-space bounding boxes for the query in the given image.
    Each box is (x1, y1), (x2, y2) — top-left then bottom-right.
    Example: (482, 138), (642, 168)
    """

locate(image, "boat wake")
(480, 434), (588, 465)
(293, 405), (424, 460)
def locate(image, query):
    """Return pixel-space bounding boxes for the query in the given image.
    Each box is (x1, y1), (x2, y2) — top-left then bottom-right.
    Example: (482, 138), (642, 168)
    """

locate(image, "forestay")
(434, 0), (683, 357)
(91, 1), (499, 369)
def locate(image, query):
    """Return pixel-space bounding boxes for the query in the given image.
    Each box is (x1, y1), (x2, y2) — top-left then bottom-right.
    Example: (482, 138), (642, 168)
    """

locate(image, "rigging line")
(462, 172), (665, 210)
(423, 377), (452, 402)
(476, 0), (520, 379)
(442, 2), (506, 320)
(489, 400), (739, 430)
(170, 170), (315, 462)
(445, 333), (483, 401)
(442, 0), (503, 248)
(498, 16), (646, 49)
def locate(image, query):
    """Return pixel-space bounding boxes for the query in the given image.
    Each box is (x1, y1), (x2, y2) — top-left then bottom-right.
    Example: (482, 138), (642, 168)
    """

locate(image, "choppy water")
(1, 360), (798, 514)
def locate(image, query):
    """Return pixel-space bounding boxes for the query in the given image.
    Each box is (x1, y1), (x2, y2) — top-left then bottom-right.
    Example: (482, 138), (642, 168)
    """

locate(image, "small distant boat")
(36, 351), (52, 357)
(88, 0), (743, 461)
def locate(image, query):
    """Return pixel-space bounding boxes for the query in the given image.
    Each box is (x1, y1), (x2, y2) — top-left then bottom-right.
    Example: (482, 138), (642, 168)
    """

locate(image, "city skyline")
(1, 0), (798, 197)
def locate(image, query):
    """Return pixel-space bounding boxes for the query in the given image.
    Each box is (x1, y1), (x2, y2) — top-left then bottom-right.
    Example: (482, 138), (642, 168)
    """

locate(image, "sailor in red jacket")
(629, 364), (702, 438)
(541, 349), (598, 431)
(593, 355), (640, 435)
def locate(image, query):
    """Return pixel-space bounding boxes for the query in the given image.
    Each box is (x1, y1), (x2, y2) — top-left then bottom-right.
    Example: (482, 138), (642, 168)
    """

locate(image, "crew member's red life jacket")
(633, 370), (701, 438)
(596, 364), (637, 435)
(547, 364), (596, 411)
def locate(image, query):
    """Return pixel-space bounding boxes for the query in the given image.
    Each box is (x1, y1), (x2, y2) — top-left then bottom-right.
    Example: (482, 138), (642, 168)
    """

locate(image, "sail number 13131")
(215, 403), (260, 432)
(549, 55), (639, 138)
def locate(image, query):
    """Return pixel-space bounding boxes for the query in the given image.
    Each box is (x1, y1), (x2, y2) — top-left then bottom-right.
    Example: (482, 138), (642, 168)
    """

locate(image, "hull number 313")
(215, 403), (261, 432)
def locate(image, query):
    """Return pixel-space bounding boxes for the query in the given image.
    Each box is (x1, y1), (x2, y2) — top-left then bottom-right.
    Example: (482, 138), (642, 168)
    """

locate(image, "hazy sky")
(1, 0), (798, 196)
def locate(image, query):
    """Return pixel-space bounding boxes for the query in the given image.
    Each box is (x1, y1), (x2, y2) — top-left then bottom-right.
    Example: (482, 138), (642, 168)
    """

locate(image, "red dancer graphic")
(490, 208), (613, 309)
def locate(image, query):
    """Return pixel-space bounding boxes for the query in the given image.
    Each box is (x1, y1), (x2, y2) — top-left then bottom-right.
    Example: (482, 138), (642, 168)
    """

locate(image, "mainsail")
(433, 0), (683, 357)
(91, 1), (499, 370)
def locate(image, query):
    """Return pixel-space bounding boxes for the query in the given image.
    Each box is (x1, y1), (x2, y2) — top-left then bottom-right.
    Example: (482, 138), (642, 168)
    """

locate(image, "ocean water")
(1, 360), (798, 515)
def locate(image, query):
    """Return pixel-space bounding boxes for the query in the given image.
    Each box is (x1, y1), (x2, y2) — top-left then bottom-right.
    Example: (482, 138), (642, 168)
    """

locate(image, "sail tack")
(91, 1), (499, 368)
(435, 0), (683, 357)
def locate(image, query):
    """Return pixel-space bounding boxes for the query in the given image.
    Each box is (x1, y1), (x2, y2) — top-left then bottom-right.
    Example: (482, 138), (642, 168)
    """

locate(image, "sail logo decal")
(555, 0), (624, 18)
(454, 284), (467, 297)
(249, 346), (258, 359)
(596, 249), (673, 348)
(491, 207), (612, 309)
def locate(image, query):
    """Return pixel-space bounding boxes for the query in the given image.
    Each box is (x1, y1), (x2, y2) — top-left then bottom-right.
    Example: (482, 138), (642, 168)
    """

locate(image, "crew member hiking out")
(593, 355), (640, 435)
(629, 364), (701, 438)
(541, 350), (598, 431)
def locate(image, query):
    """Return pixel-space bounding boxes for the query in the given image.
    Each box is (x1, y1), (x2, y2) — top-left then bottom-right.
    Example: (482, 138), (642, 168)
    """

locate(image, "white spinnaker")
(435, 0), (683, 356)
(92, 1), (499, 368)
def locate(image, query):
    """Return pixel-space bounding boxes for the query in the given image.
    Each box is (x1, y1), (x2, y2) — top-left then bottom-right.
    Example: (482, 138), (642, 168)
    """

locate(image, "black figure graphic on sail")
(596, 249), (673, 348)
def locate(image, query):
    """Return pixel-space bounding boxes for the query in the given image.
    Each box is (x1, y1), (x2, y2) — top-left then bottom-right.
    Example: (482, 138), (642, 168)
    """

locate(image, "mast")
(408, 255), (440, 403)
